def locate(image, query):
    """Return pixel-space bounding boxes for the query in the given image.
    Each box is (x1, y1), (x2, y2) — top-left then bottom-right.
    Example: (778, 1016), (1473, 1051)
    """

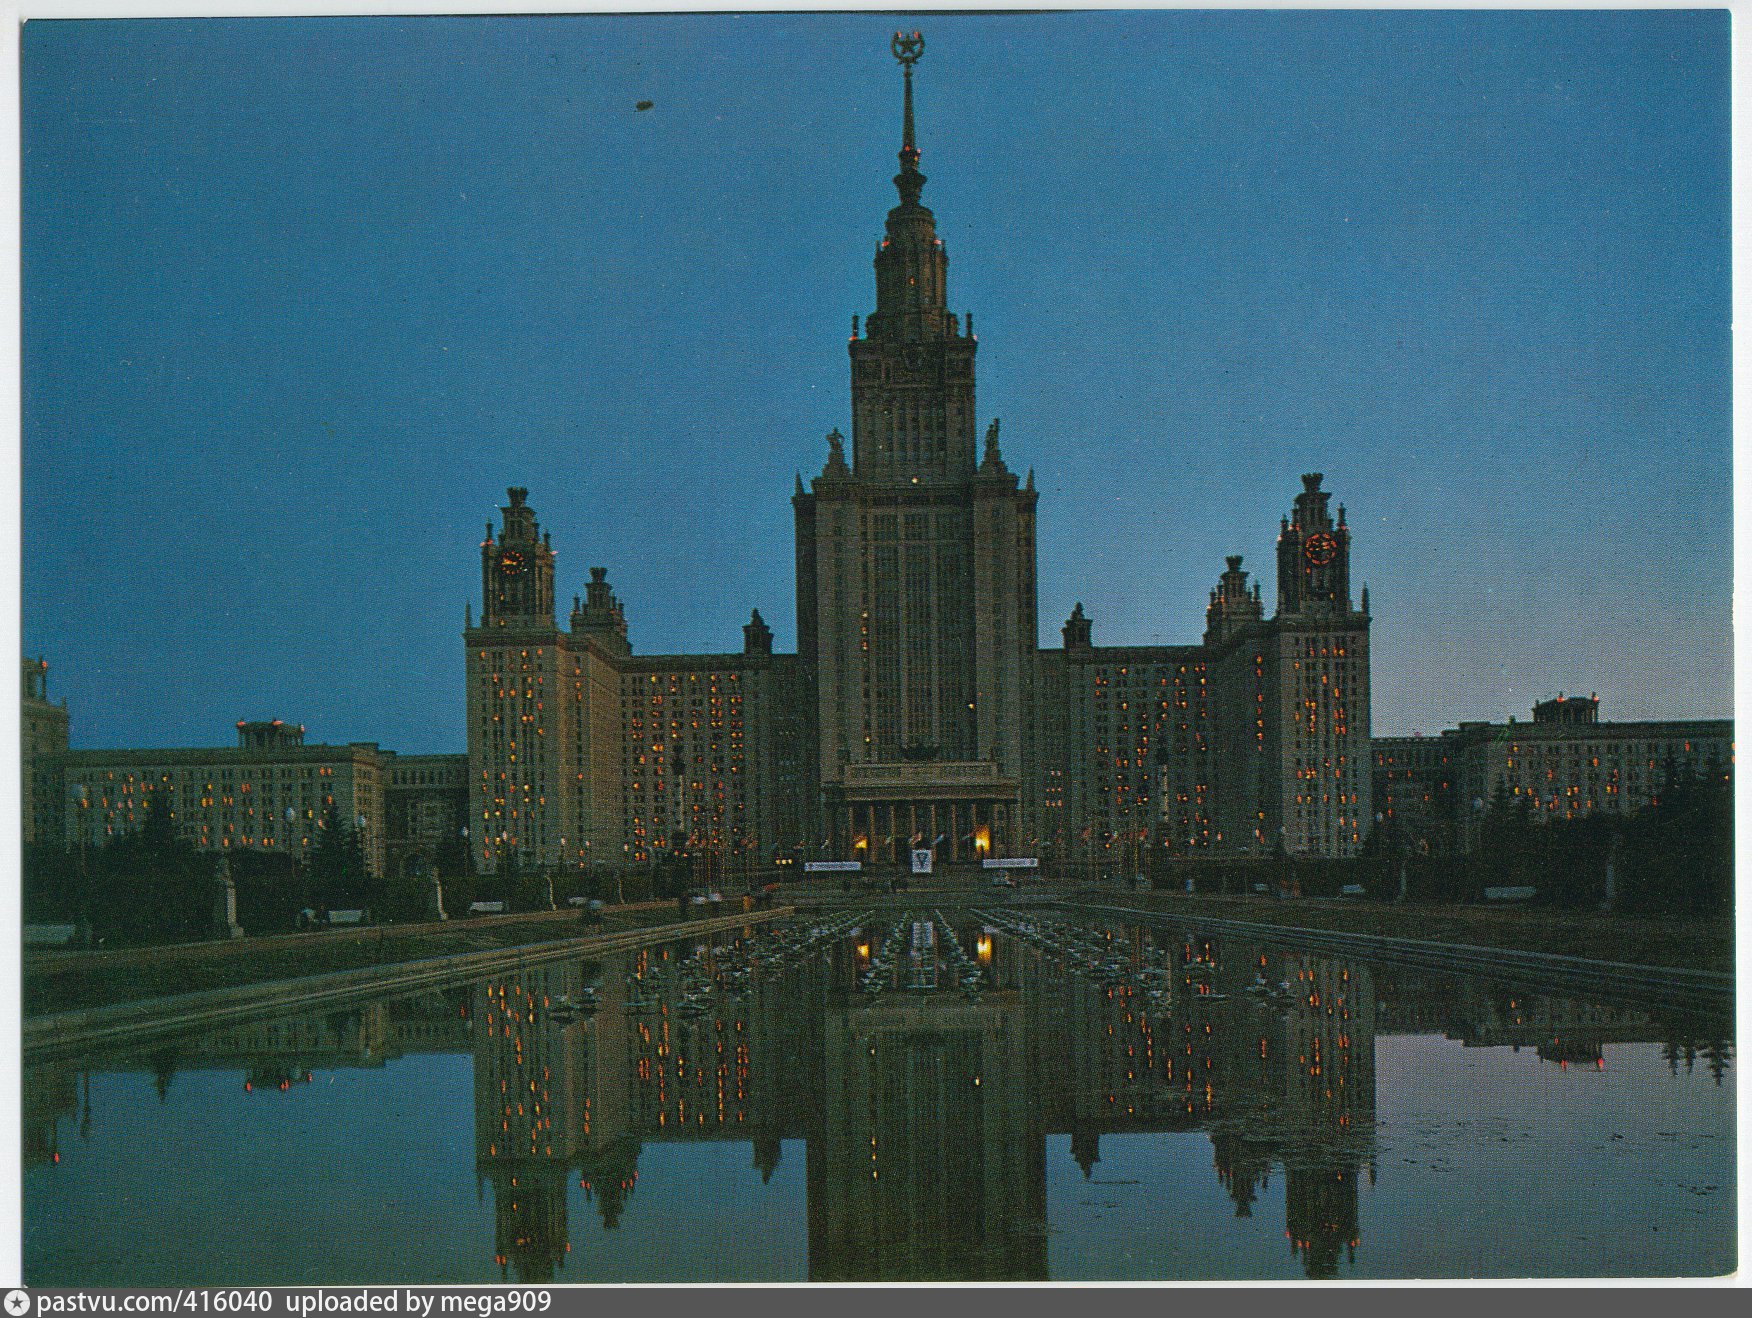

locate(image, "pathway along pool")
(22, 910), (1735, 1282)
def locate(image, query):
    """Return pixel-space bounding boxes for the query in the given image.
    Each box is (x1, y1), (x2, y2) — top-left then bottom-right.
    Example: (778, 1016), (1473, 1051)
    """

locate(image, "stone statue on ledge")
(211, 856), (244, 941)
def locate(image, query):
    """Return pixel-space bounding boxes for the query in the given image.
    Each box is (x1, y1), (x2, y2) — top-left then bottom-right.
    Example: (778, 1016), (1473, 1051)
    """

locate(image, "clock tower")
(1275, 473), (1352, 616)
(481, 487), (555, 626)
(467, 487), (568, 875)
(1269, 473), (1370, 855)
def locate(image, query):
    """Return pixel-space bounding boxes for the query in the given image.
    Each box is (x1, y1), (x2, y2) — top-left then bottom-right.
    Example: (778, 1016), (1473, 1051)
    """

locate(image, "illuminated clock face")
(1304, 532), (1338, 566)
(498, 550), (525, 575)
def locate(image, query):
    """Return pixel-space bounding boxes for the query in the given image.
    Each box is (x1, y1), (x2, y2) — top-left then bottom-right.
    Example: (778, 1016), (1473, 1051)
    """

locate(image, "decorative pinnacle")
(891, 31), (926, 205)
(893, 31), (923, 149)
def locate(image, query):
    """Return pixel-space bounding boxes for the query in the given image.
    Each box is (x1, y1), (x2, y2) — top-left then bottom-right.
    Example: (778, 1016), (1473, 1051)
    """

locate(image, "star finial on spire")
(891, 31), (927, 207)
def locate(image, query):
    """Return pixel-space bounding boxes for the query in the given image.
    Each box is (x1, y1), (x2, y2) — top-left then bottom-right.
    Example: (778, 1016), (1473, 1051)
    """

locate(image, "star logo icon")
(5, 1290), (30, 1316)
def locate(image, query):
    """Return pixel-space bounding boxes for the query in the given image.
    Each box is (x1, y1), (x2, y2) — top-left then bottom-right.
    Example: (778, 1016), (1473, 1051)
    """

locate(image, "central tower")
(795, 33), (1039, 867)
(848, 31), (979, 481)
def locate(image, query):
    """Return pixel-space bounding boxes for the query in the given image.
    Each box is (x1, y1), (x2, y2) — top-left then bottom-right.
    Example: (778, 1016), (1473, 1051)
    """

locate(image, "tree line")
(1359, 761), (1732, 915)
(23, 802), (735, 946)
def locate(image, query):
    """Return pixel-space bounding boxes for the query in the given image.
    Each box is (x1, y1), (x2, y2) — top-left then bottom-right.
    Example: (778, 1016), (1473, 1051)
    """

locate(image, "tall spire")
(866, 30), (949, 343)
(849, 29), (974, 478)
(891, 30), (926, 208)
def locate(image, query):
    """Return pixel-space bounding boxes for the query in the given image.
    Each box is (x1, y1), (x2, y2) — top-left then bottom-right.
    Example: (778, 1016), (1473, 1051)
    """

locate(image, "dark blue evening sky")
(22, 10), (1731, 753)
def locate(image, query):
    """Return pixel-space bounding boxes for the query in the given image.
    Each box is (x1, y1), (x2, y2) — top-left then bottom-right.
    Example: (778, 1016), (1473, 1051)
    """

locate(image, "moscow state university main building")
(464, 46), (1372, 877)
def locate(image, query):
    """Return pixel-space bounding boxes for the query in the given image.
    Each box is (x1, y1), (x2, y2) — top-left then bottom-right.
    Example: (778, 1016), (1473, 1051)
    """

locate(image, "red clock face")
(1304, 532), (1338, 566)
(498, 550), (525, 575)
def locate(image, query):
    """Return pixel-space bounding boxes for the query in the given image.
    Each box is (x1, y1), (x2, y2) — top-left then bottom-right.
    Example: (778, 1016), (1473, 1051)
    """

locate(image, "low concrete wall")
(24, 907), (792, 1066)
(22, 901), (677, 979)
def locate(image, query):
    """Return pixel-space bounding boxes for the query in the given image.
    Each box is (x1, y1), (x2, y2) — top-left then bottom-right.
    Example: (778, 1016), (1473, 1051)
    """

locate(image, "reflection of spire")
(754, 1134), (782, 1184)
(487, 1167), (570, 1284)
(1285, 1164), (1360, 1280)
(22, 1063), (77, 1168)
(1211, 1130), (1268, 1218)
(150, 1049), (177, 1103)
(1071, 1126), (1100, 1179)
(579, 1139), (642, 1230)
(1704, 1038), (1731, 1085)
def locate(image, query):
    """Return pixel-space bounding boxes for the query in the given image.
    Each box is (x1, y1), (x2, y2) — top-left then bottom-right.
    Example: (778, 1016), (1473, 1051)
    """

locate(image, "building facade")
(792, 51), (1039, 865)
(22, 657), (69, 847)
(58, 720), (390, 876)
(464, 490), (811, 875)
(1372, 695), (1733, 852)
(463, 45), (1374, 874)
(382, 752), (469, 880)
(36, 714), (466, 882)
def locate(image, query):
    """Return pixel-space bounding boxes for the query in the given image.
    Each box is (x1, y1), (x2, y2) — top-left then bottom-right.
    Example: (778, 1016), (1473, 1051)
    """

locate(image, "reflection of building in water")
(808, 989), (1043, 1281)
(1380, 981), (1732, 1082)
(1260, 953), (1374, 1278)
(473, 963), (591, 1282)
(1375, 973), (1665, 1068)
(625, 944), (754, 1137)
(457, 923), (1051, 1280)
(22, 1062), (80, 1167)
(1284, 1163), (1361, 1279)
(1004, 921), (1377, 1278)
(468, 946), (730, 1277)
(206, 1004), (394, 1071)
(561, 917), (1382, 1280)
(46, 916), (1725, 1281)
(80, 992), (473, 1099)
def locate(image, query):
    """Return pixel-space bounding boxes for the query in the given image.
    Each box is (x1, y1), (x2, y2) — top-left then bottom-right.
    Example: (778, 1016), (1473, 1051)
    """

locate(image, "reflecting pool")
(23, 910), (1735, 1282)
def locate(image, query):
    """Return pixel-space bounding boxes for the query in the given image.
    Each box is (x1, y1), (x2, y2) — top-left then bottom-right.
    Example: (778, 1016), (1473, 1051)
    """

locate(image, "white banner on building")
(982, 857), (1039, 868)
(804, 861), (862, 873)
(911, 849), (934, 875)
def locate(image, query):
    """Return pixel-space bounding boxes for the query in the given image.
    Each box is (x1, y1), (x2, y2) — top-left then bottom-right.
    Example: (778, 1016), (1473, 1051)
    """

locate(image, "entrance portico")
(828, 761), (1020, 865)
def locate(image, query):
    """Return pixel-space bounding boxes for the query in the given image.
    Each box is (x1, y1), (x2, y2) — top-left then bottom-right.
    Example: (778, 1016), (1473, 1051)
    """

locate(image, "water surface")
(23, 910), (1735, 1282)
